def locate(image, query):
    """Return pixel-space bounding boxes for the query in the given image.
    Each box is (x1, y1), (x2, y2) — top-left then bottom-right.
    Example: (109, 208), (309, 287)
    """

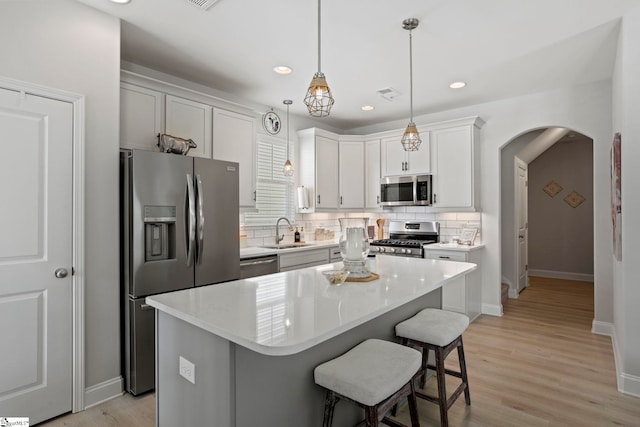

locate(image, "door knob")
(54, 268), (68, 278)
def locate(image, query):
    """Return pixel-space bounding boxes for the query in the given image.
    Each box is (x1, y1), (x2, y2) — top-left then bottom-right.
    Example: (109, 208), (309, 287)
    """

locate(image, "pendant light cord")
(409, 28), (414, 122)
(286, 103), (290, 158)
(317, 0), (322, 74)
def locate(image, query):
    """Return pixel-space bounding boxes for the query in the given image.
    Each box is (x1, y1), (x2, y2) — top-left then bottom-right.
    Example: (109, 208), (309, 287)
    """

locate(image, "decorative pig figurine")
(157, 133), (197, 155)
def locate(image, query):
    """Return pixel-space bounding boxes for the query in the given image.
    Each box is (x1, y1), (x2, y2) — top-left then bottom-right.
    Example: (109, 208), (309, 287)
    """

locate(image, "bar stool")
(314, 338), (422, 427)
(395, 309), (470, 427)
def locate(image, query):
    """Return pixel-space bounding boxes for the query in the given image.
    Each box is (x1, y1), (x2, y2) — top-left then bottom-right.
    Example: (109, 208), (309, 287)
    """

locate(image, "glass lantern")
(338, 218), (370, 278)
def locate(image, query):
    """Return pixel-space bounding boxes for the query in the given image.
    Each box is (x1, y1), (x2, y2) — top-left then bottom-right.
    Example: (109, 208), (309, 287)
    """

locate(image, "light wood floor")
(41, 277), (640, 426)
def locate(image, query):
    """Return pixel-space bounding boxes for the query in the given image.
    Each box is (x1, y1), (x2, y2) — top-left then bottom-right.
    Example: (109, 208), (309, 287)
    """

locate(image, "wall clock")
(262, 110), (281, 135)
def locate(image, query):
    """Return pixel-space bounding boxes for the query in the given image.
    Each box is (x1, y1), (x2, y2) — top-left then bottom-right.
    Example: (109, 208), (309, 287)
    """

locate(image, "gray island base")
(147, 256), (476, 426)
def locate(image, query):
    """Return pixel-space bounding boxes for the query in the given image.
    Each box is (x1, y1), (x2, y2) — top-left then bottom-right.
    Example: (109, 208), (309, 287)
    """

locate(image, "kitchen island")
(146, 256), (476, 427)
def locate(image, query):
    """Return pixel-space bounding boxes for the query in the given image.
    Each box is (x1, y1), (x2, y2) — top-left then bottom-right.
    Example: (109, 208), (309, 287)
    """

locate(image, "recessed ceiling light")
(449, 81), (466, 89)
(110, 0), (131, 3)
(273, 66), (292, 75)
(361, 105), (375, 111)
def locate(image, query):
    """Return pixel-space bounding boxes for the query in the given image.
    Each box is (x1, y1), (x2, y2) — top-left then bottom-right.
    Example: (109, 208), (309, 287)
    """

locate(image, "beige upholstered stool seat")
(315, 339), (421, 406)
(395, 308), (469, 347)
(314, 338), (422, 427)
(395, 309), (471, 427)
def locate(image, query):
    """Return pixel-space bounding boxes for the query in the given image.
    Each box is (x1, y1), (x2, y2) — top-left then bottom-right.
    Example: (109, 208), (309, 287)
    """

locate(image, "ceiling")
(75, 0), (636, 131)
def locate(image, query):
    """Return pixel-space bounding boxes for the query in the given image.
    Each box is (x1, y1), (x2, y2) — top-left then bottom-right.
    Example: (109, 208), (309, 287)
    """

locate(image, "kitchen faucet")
(275, 217), (294, 245)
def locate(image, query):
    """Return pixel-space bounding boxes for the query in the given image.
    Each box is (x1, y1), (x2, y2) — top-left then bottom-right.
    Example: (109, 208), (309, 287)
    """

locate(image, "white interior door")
(0, 87), (73, 424)
(516, 160), (529, 293)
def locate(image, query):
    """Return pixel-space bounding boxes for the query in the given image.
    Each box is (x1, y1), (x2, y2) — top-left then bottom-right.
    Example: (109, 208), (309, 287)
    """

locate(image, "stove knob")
(400, 248), (406, 254)
(387, 247), (395, 253)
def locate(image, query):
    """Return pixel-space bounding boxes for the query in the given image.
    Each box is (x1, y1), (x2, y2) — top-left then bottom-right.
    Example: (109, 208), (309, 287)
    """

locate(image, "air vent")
(376, 87), (400, 101)
(186, 0), (220, 11)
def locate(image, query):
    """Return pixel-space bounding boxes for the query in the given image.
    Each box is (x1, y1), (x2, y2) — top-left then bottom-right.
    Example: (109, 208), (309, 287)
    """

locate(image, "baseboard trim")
(84, 376), (124, 409)
(481, 303), (503, 317)
(528, 269), (594, 282)
(591, 320), (613, 336)
(619, 373), (640, 398)
(606, 325), (640, 398)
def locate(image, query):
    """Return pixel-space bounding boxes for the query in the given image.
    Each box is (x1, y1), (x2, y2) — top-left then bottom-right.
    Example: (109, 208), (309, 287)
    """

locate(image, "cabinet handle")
(438, 256), (451, 259)
(317, 195), (321, 205)
(376, 195), (380, 204)
(340, 196), (343, 205)
(253, 190), (256, 201)
(433, 193), (437, 204)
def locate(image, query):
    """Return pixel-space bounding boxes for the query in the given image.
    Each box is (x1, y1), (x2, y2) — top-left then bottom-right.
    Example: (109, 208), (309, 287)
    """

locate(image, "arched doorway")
(500, 127), (594, 299)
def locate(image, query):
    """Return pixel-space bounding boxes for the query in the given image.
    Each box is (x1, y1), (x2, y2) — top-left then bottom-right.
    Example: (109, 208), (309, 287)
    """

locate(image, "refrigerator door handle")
(186, 173), (196, 267)
(195, 174), (205, 265)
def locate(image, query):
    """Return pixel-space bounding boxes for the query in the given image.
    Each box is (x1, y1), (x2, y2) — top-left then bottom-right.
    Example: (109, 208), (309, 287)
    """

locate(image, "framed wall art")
(611, 132), (622, 261)
(458, 228), (478, 246)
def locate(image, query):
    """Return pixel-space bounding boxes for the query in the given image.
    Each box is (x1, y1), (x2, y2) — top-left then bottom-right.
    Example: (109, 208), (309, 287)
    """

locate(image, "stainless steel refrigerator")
(120, 149), (240, 395)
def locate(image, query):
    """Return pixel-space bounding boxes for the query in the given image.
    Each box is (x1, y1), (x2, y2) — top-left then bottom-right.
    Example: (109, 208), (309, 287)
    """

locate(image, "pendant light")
(303, 0), (334, 117)
(400, 18), (421, 151)
(283, 100), (294, 176)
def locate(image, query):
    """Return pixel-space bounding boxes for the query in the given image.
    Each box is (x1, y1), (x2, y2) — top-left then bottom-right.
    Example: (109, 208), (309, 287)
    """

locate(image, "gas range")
(370, 221), (440, 258)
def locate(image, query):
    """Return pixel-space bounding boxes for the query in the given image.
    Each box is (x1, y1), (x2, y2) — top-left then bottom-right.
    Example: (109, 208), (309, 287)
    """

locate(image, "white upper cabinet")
(380, 134), (430, 177)
(338, 138), (364, 209)
(430, 119), (482, 210)
(315, 136), (340, 209)
(298, 129), (339, 211)
(165, 94), (212, 158)
(120, 83), (164, 151)
(364, 139), (381, 209)
(212, 108), (256, 207)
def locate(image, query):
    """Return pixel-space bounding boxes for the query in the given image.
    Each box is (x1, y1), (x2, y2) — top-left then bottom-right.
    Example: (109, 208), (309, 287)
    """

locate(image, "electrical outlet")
(179, 356), (195, 384)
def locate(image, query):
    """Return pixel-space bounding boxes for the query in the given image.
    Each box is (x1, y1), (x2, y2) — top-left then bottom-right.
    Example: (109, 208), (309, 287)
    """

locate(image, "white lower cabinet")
(278, 248), (330, 272)
(423, 249), (482, 322)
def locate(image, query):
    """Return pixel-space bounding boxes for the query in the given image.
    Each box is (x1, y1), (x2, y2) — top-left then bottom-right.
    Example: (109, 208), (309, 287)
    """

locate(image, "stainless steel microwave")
(380, 175), (433, 206)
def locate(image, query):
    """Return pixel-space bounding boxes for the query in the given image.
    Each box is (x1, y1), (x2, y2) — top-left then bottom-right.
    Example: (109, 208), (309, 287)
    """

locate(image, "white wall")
(612, 5), (640, 396)
(0, 0), (122, 404)
(528, 138), (594, 279)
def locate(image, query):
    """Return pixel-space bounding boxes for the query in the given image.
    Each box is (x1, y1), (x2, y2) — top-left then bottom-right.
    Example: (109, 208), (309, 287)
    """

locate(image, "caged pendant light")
(303, 0), (334, 117)
(283, 100), (294, 176)
(400, 18), (421, 151)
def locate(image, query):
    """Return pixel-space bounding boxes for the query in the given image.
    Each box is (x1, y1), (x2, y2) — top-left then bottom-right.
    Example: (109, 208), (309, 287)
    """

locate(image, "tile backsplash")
(240, 208), (482, 247)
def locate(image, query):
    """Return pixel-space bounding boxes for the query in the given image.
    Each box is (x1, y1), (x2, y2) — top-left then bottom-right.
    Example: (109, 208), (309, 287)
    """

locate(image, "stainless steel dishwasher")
(239, 255), (279, 279)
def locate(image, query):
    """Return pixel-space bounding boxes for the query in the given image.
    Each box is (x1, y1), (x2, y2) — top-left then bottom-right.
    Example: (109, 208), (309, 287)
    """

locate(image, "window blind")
(244, 137), (295, 225)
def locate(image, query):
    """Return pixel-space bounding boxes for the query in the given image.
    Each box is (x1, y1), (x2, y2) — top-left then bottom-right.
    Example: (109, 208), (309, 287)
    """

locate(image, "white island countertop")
(146, 256), (476, 356)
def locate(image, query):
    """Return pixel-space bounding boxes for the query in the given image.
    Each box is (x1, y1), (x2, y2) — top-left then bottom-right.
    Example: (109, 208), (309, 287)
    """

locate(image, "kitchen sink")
(259, 243), (314, 249)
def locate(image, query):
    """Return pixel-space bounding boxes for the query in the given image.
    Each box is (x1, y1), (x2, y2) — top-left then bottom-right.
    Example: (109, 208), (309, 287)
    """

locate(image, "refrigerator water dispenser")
(144, 205), (176, 261)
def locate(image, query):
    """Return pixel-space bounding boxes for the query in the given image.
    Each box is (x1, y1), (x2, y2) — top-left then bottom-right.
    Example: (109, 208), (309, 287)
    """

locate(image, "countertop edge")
(146, 261), (477, 356)
(240, 241), (339, 259)
(424, 243), (485, 252)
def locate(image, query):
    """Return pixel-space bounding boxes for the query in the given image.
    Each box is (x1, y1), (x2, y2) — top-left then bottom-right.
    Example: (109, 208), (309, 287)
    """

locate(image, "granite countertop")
(146, 256), (476, 356)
